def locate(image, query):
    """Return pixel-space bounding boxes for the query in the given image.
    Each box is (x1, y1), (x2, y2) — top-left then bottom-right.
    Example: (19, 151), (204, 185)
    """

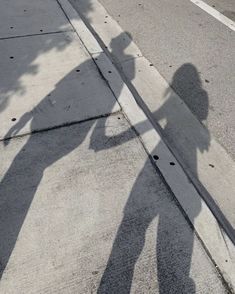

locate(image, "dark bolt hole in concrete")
(11, 118), (17, 122)
(153, 155), (159, 160)
(170, 162), (175, 166)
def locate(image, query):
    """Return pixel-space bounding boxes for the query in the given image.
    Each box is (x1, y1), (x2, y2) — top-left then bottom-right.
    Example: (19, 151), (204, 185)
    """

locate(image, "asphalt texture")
(204, 0), (235, 21)
(0, 0), (231, 292)
(98, 0), (235, 159)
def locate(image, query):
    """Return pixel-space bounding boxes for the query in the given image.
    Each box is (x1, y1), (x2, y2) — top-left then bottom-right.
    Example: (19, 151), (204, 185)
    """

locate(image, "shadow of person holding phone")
(0, 32), (132, 279)
(93, 63), (209, 293)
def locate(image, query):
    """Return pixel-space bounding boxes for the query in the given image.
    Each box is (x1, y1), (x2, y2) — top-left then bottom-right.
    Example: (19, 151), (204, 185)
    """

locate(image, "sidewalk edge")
(57, 0), (235, 291)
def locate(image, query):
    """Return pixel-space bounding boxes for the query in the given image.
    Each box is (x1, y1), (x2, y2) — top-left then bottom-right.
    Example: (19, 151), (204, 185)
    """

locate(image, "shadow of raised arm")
(89, 115), (151, 152)
(4, 111), (32, 146)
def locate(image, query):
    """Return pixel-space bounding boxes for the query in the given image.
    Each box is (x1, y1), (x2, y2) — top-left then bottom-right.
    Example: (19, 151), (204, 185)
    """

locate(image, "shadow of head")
(170, 63), (209, 122)
(110, 31), (133, 56)
(109, 32), (136, 82)
(69, 0), (94, 22)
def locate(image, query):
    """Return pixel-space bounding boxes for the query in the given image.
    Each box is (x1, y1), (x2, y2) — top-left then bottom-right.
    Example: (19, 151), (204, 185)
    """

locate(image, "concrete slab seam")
(0, 30), (74, 41)
(56, 0), (103, 54)
(2, 111), (121, 143)
(57, 0), (235, 292)
(65, 0), (235, 240)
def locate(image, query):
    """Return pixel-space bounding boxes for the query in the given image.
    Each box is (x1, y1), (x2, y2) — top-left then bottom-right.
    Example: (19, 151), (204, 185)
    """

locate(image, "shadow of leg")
(157, 215), (196, 294)
(0, 140), (44, 277)
(98, 212), (152, 294)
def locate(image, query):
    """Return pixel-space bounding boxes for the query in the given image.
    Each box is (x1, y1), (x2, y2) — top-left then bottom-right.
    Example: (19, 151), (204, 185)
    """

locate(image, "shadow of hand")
(4, 112), (32, 146)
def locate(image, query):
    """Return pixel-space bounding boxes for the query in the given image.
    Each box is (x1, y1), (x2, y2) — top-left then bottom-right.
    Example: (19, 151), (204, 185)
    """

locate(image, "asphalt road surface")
(98, 0), (235, 159)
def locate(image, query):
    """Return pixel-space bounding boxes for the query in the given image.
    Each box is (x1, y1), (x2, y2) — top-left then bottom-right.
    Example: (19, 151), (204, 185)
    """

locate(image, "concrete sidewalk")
(69, 0), (235, 246)
(0, 0), (230, 293)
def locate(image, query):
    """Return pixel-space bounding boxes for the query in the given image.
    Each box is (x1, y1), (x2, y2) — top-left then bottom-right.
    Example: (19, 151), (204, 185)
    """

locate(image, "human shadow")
(154, 63), (210, 178)
(0, 33), (130, 278)
(94, 64), (209, 293)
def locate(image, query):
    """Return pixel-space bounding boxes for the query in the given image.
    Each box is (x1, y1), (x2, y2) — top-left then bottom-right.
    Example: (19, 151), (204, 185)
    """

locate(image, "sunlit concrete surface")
(0, 0), (231, 292)
(69, 0), (235, 248)
(0, 115), (226, 293)
(0, 0), (71, 39)
(0, 32), (119, 139)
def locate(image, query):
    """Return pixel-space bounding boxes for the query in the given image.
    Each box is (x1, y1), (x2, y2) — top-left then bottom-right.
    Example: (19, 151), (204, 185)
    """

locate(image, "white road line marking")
(190, 0), (235, 31)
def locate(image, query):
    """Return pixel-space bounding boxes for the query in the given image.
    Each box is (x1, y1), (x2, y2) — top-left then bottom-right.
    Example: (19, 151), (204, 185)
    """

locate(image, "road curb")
(57, 0), (235, 291)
